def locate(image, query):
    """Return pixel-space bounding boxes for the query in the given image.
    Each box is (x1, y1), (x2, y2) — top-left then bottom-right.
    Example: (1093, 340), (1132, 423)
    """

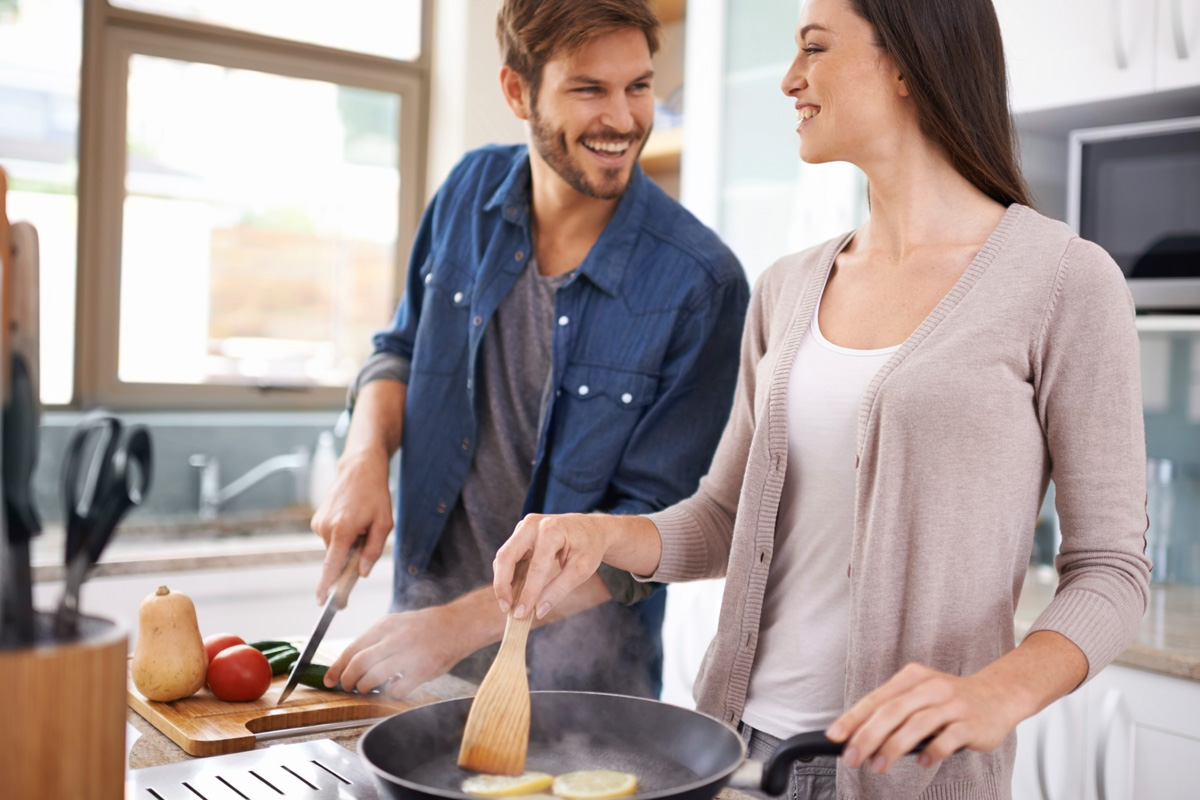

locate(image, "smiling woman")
(492, 1), (1151, 799)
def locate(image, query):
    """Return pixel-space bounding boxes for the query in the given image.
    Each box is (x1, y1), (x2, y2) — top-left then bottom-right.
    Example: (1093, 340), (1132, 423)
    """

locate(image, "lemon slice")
(462, 773), (555, 798)
(551, 770), (638, 800)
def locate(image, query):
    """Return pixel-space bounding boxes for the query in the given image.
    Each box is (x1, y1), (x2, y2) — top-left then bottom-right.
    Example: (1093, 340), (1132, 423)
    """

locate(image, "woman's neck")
(854, 136), (1008, 261)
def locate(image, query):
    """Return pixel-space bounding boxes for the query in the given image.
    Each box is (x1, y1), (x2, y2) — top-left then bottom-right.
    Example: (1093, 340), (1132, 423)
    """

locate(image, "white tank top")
(740, 307), (899, 737)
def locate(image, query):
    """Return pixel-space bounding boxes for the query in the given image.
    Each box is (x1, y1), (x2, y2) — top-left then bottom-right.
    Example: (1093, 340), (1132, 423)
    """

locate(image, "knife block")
(0, 613), (128, 799)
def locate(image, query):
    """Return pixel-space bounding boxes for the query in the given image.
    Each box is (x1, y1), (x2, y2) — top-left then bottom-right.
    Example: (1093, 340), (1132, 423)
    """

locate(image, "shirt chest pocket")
(548, 364), (660, 493)
(411, 256), (475, 376)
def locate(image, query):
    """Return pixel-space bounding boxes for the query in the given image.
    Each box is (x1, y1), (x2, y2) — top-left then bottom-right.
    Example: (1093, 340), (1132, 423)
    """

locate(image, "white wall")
(427, 0), (526, 199)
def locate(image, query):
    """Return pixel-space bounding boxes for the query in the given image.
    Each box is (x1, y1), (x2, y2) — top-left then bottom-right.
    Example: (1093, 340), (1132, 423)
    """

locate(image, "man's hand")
(311, 447), (393, 604)
(323, 604), (469, 699)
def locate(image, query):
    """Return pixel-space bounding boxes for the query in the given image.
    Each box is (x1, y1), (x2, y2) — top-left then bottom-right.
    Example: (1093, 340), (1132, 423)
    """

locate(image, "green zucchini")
(247, 640), (294, 653)
(267, 648), (300, 676)
(297, 663), (335, 690)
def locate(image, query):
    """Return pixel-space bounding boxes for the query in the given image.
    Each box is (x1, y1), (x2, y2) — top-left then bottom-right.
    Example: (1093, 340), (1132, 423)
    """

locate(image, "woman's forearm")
(977, 629), (1089, 722)
(604, 515), (664, 579)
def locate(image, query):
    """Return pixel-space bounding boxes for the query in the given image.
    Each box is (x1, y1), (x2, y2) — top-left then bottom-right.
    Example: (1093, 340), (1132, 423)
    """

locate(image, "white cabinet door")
(994, 0), (1156, 113)
(1088, 665), (1200, 800)
(1013, 691), (1090, 800)
(1156, 0), (1200, 89)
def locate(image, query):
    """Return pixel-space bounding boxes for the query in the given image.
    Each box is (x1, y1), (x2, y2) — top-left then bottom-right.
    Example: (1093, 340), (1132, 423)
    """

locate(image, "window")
(0, 0), (428, 409)
(0, 0), (82, 405)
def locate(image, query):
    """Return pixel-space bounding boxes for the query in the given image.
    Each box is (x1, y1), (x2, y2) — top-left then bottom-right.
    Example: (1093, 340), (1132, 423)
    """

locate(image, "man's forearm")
(344, 380), (407, 462)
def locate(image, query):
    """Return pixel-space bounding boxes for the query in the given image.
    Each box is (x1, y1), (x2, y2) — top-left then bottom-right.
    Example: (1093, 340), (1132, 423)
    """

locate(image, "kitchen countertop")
(1015, 564), (1200, 681)
(31, 508), (387, 583)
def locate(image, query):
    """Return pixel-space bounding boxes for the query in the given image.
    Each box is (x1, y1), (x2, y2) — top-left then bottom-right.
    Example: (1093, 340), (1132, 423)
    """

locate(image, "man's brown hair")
(496, 0), (661, 104)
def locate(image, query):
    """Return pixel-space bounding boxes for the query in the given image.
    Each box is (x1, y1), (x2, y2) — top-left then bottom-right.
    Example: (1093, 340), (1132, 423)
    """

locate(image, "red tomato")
(207, 644), (272, 701)
(203, 633), (246, 665)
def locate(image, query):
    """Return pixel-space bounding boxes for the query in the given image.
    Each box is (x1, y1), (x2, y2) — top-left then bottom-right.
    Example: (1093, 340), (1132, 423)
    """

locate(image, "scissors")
(54, 415), (153, 637)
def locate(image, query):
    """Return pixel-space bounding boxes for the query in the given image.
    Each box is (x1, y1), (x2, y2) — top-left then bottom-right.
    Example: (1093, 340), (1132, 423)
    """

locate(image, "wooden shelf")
(640, 126), (683, 173)
(654, 0), (685, 25)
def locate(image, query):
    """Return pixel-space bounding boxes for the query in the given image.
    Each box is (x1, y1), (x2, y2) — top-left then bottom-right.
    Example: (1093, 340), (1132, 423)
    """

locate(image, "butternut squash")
(131, 585), (207, 701)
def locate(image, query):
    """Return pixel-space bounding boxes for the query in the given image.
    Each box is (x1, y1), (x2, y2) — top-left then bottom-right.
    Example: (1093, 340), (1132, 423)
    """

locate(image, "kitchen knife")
(1, 217), (41, 644)
(276, 536), (365, 705)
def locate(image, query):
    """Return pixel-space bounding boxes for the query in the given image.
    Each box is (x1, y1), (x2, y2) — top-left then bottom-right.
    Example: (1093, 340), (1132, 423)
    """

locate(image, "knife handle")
(331, 537), (365, 611)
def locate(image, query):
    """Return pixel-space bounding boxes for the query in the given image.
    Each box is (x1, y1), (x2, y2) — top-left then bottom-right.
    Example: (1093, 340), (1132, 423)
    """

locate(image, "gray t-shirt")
(353, 257), (654, 686)
(419, 256), (567, 607)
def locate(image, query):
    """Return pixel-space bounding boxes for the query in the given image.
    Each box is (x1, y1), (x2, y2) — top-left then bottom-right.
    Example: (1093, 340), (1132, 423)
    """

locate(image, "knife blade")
(277, 536), (365, 705)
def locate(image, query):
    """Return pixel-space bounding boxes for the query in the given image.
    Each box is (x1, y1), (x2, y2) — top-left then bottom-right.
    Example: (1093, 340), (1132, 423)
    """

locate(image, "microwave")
(1068, 116), (1200, 311)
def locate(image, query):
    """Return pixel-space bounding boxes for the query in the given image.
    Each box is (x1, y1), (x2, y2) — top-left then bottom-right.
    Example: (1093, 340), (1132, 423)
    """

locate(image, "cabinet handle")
(1110, 0), (1130, 69)
(1172, 0), (1191, 60)
(1035, 708), (1054, 800)
(1095, 688), (1133, 800)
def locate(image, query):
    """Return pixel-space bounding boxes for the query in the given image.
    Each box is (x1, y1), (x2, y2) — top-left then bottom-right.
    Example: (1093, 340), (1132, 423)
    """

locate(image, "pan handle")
(736, 730), (937, 796)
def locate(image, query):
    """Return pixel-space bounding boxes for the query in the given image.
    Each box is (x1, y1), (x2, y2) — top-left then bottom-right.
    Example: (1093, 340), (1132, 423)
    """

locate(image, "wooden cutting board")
(128, 649), (441, 757)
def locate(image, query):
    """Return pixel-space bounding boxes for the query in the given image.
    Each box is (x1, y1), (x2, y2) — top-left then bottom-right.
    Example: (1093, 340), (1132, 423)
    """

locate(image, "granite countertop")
(1015, 564), (1200, 681)
(31, 508), (397, 583)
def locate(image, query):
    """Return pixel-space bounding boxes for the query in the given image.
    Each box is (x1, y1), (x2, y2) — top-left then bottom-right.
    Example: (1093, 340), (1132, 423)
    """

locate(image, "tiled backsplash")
(1031, 327), (1200, 585)
(32, 411), (342, 525)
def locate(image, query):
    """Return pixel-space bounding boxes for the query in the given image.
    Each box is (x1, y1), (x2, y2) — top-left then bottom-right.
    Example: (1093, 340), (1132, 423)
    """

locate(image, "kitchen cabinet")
(1088, 664), (1200, 799)
(995, 0), (1200, 113)
(1011, 663), (1200, 798)
(1157, 0), (1200, 90)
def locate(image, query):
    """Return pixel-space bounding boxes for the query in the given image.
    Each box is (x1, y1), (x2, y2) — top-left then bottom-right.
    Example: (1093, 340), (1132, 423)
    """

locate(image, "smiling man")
(310, 0), (748, 700)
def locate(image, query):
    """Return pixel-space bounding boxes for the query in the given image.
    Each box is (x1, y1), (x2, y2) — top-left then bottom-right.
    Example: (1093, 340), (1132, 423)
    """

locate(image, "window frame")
(74, 0), (429, 410)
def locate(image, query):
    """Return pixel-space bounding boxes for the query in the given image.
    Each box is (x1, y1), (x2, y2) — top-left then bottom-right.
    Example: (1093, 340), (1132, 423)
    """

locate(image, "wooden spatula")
(458, 560), (533, 775)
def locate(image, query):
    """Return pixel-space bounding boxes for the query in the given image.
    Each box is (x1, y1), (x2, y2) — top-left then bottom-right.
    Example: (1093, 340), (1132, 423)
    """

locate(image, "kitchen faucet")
(188, 447), (309, 520)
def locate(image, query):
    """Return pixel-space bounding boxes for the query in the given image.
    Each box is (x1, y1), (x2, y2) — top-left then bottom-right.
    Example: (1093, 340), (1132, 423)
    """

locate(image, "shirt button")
(436, 502), (447, 513)
(466, 379), (473, 390)
(558, 316), (569, 326)
(424, 273), (432, 285)
(515, 250), (525, 261)
(473, 316), (483, 326)
(621, 393), (633, 404)
(408, 565), (419, 576)
(578, 385), (589, 396)
(453, 291), (463, 303)
(461, 438), (470, 449)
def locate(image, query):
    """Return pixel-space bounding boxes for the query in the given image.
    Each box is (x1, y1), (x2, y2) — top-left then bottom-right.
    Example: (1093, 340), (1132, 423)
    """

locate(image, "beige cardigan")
(646, 205), (1151, 800)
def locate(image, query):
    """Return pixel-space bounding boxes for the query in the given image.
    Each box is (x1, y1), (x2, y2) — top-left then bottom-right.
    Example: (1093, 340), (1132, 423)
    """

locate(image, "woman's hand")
(826, 663), (1024, 773)
(827, 631), (1087, 773)
(493, 513), (612, 620)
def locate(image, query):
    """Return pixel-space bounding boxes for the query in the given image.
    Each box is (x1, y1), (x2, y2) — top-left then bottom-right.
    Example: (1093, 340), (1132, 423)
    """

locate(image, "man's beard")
(529, 106), (648, 201)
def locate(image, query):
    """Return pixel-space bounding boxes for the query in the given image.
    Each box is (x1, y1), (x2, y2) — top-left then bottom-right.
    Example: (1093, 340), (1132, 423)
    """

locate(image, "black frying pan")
(358, 691), (861, 800)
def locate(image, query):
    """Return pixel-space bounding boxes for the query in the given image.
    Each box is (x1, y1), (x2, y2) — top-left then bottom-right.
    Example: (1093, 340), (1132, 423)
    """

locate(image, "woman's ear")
(500, 66), (532, 120)
(896, 71), (910, 98)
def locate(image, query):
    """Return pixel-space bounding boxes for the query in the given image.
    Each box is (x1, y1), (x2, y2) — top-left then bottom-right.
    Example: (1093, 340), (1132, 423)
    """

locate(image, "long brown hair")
(848, 0), (1033, 208)
(496, 0), (661, 105)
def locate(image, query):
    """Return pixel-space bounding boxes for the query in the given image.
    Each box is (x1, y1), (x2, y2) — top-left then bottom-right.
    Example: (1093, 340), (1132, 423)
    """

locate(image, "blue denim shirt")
(374, 145), (747, 669)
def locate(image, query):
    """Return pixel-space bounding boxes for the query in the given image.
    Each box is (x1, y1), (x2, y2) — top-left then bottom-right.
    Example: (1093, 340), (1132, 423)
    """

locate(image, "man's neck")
(527, 150), (625, 277)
